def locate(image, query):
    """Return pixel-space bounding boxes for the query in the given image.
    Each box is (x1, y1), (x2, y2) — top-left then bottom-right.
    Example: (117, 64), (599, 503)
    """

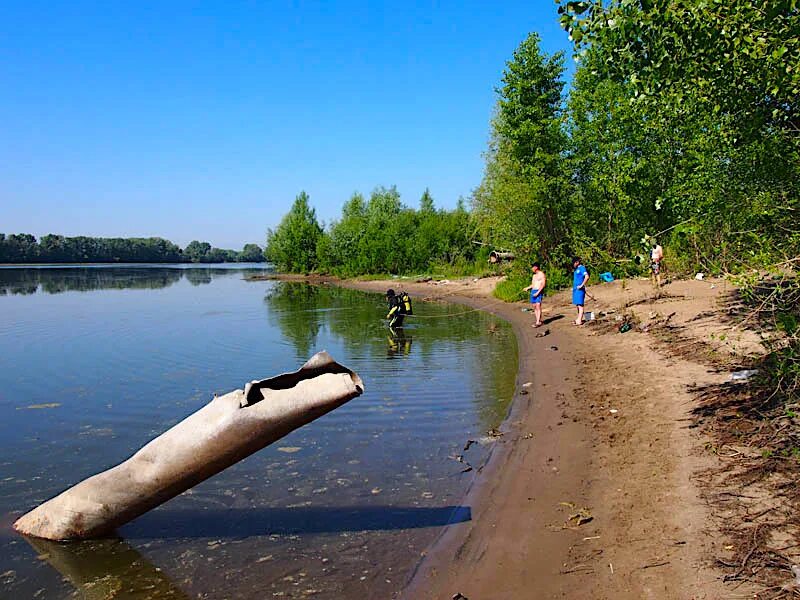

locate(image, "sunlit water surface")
(0, 265), (517, 599)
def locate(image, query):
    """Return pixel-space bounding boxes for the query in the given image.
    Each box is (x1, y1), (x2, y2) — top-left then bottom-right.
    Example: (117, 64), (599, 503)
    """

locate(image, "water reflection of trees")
(264, 282), (500, 357)
(263, 283), (328, 357)
(263, 282), (518, 431)
(0, 267), (257, 295)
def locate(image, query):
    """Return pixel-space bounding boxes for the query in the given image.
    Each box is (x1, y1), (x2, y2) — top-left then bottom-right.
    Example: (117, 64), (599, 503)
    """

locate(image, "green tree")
(239, 243), (265, 262)
(557, 0), (800, 142)
(265, 191), (323, 272)
(184, 241), (212, 263)
(473, 33), (571, 263)
(560, 2), (800, 271)
(419, 188), (435, 213)
(321, 192), (368, 274)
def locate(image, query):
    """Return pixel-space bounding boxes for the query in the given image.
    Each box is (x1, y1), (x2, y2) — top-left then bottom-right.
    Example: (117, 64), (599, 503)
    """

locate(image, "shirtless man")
(523, 263), (547, 327)
(650, 240), (664, 287)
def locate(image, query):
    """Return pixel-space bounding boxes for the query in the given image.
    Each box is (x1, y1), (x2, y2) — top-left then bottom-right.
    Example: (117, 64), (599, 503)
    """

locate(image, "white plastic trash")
(730, 369), (759, 381)
(695, 273), (705, 280)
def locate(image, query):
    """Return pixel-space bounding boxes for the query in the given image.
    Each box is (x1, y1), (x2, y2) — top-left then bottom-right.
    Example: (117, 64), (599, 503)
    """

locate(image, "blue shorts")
(529, 289), (542, 304)
(572, 288), (586, 306)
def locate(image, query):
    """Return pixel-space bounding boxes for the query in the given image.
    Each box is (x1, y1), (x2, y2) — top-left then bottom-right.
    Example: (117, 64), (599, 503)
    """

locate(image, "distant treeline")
(265, 188), (482, 276)
(0, 234), (265, 264)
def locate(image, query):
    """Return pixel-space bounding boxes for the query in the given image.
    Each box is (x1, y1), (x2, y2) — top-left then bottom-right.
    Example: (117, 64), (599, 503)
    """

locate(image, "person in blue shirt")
(572, 256), (589, 325)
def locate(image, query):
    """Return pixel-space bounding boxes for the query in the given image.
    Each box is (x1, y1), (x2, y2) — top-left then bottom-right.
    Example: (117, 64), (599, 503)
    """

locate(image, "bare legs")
(575, 304), (584, 325)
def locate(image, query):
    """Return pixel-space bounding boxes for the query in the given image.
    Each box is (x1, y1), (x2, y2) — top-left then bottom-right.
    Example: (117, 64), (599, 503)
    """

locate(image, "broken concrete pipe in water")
(14, 351), (364, 541)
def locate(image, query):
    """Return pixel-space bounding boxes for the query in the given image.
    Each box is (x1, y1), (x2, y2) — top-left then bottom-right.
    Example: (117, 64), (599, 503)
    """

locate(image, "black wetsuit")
(386, 295), (405, 328)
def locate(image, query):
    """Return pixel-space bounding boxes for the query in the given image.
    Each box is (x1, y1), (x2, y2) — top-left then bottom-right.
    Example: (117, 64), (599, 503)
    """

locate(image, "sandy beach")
(275, 273), (772, 599)
(248, 272), (778, 597)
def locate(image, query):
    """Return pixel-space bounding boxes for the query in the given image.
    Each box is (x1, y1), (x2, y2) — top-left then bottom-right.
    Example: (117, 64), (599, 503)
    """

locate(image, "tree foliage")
(269, 188), (479, 276)
(472, 33), (572, 269)
(554, 0), (800, 274)
(265, 191), (323, 273)
(557, 0), (800, 141)
(0, 234), (258, 264)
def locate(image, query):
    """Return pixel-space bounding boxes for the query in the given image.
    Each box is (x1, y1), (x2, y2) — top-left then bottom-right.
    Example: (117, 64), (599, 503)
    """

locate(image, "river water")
(0, 265), (517, 599)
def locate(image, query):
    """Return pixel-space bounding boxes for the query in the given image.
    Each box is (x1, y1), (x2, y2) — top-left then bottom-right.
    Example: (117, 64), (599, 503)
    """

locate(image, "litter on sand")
(730, 369), (759, 381)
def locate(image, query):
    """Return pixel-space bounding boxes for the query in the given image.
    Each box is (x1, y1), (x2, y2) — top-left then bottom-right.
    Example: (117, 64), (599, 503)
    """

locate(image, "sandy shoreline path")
(253, 273), (759, 598)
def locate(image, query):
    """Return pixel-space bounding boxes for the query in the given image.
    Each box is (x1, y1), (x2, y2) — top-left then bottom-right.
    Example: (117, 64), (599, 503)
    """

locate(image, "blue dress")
(572, 265), (588, 306)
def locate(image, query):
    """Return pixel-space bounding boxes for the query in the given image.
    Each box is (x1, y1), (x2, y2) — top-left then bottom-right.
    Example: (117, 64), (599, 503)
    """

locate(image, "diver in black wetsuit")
(385, 289), (405, 328)
(385, 288), (413, 329)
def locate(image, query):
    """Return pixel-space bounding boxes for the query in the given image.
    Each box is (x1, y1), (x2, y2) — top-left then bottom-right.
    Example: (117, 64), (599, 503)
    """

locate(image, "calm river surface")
(0, 265), (517, 599)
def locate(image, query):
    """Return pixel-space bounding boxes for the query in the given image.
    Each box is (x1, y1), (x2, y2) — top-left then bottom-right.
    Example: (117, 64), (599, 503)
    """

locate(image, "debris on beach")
(569, 510), (594, 526)
(462, 429), (504, 451)
(559, 502), (594, 526)
(730, 369), (759, 382)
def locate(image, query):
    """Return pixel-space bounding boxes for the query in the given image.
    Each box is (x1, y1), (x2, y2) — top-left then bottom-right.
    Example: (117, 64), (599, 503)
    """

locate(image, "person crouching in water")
(385, 289), (406, 329)
(522, 262), (546, 327)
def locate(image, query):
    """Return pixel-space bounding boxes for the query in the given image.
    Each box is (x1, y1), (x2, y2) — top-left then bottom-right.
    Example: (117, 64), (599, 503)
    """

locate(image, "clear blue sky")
(1, 1), (574, 250)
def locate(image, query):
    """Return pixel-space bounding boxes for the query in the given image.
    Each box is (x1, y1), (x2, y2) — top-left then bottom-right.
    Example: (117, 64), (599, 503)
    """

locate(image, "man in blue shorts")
(522, 262), (546, 327)
(572, 257), (589, 325)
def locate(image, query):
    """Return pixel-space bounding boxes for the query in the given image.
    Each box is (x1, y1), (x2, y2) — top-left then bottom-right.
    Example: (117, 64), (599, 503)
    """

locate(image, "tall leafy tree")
(184, 241), (212, 263)
(265, 191), (323, 272)
(322, 192), (368, 274)
(238, 243), (266, 263)
(557, 0), (800, 142)
(473, 33), (571, 262)
(560, 0), (800, 269)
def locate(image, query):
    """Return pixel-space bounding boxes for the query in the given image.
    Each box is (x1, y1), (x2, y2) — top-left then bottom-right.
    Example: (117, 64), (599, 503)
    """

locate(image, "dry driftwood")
(14, 351), (364, 540)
